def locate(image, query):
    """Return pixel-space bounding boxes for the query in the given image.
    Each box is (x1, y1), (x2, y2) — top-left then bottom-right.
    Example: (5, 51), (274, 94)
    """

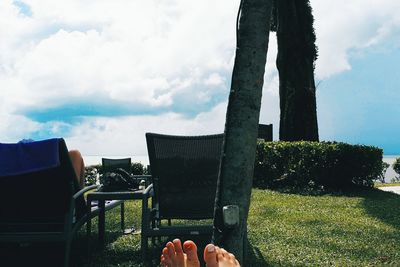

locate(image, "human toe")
(203, 244), (218, 267)
(171, 239), (185, 266)
(166, 241), (176, 258)
(183, 240), (200, 264)
(161, 246), (172, 266)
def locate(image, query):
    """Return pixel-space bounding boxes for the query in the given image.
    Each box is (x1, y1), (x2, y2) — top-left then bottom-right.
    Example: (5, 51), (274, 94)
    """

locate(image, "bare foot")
(160, 239), (200, 267)
(160, 239), (240, 267)
(204, 244), (241, 267)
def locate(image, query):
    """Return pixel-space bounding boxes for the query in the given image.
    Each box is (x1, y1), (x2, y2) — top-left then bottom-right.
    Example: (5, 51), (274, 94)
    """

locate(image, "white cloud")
(311, 0), (400, 79)
(204, 73), (224, 87)
(0, 0), (239, 115)
(2, 0), (400, 155)
(0, 113), (40, 142)
(65, 102), (227, 157)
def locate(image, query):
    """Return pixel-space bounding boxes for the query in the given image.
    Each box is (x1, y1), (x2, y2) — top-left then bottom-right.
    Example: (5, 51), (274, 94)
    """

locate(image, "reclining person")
(68, 149), (85, 188)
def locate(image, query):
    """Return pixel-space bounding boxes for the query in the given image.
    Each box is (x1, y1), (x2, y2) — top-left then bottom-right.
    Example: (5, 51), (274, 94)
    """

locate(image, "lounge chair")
(0, 138), (123, 267)
(141, 133), (224, 259)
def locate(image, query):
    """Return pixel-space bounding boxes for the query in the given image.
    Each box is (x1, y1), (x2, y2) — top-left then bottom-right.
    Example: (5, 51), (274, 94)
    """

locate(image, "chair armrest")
(73, 184), (99, 200)
(141, 183), (154, 234)
(143, 183), (153, 197)
(65, 185), (100, 230)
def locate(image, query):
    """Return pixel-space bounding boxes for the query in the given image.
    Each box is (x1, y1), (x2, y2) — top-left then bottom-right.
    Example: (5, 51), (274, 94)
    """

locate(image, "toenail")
(207, 244), (215, 252)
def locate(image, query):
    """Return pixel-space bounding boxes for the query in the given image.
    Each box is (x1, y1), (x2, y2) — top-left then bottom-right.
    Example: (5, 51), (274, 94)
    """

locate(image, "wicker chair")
(101, 158), (131, 173)
(141, 133), (224, 259)
(0, 138), (123, 267)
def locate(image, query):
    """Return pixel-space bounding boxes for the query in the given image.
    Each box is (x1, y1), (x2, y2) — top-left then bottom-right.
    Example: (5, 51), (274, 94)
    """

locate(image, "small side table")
(87, 188), (149, 248)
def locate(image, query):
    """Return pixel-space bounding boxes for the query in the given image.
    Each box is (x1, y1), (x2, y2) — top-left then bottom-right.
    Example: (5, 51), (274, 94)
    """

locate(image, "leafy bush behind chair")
(254, 141), (384, 190)
(85, 164), (101, 186)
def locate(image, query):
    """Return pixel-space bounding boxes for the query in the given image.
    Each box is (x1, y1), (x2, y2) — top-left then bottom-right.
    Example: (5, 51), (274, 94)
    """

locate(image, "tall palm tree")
(276, 0), (319, 141)
(212, 0), (273, 264)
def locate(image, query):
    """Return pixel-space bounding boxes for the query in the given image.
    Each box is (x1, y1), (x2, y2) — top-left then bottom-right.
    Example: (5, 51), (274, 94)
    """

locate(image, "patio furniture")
(100, 157), (132, 230)
(86, 174), (151, 247)
(0, 138), (123, 267)
(141, 133), (224, 259)
(102, 157), (132, 173)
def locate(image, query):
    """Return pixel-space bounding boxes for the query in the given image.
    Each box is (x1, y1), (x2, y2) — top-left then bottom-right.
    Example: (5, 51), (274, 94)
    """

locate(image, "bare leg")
(68, 150), (85, 188)
(160, 239), (240, 267)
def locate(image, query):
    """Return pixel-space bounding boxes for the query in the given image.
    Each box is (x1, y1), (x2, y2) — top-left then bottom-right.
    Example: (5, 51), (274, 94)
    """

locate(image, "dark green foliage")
(130, 162), (145, 175)
(270, 0), (277, 32)
(84, 164), (101, 186)
(378, 162), (390, 183)
(392, 158), (400, 178)
(296, 0), (318, 64)
(254, 141), (384, 190)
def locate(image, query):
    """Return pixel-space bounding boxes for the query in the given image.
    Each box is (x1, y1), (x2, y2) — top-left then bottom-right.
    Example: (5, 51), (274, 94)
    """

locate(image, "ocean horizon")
(83, 155), (400, 183)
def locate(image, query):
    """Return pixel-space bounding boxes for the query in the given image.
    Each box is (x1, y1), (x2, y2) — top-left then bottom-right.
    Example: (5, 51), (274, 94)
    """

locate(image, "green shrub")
(84, 164), (101, 186)
(131, 162), (145, 175)
(254, 141), (384, 190)
(393, 158), (400, 178)
(378, 162), (390, 183)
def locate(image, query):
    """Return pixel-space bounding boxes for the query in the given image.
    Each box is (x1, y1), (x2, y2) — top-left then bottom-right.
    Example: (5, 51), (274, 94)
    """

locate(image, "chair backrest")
(0, 139), (83, 230)
(146, 133), (224, 220)
(102, 158), (132, 173)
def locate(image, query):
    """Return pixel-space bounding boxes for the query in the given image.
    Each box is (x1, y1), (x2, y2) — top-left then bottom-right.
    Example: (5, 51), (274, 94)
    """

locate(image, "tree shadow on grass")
(245, 237), (270, 267)
(284, 186), (400, 232)
(0, 230), (140, 267)
(359, 188), (400, 231)
(0, 243), (68, 267)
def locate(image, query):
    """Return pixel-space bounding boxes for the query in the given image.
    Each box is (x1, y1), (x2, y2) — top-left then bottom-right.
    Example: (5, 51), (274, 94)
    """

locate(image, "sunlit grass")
(5, 188), (399, 266)
(71, 188), (400, 266)
(247, 188), (400, 266)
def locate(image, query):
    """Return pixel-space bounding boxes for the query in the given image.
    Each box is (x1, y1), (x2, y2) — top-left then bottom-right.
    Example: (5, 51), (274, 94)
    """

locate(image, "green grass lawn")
(247, 188), (400, 266)
(3, 188), (399, 266)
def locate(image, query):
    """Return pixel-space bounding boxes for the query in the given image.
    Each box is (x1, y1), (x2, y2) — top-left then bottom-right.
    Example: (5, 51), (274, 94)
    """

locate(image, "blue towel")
(0, 138), (61, 177)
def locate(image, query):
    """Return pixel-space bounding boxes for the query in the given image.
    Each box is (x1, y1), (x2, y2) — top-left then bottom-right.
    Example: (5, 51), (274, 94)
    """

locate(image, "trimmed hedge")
(254, 141), (384, 189)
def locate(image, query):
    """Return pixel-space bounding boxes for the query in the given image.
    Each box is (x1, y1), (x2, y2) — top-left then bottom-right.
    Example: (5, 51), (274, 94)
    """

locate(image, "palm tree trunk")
(212, 0), (273, 264)
(277, 0), (319, 141)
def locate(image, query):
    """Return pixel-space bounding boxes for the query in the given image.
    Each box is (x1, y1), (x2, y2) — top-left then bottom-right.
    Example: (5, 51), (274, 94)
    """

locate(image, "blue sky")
(318, 36), (400, 154)
(1, 0), (399, 158)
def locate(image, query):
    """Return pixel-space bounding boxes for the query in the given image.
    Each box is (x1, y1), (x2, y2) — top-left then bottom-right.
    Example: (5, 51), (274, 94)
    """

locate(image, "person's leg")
(160, 239), (240, 267)
(68, 150), (85, 188)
